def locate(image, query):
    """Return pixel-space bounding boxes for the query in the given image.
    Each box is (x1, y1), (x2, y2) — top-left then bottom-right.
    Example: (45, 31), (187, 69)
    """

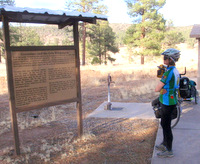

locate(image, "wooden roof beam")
(58, 18), (73, 29)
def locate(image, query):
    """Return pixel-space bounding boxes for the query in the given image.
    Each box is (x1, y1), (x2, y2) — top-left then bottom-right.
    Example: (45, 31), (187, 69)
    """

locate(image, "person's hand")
(160, 89), (167, 95)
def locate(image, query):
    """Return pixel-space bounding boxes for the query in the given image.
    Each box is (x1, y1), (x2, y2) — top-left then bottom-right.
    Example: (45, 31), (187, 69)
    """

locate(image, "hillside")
(109, 23), (132, 34)
(7, 23), (194, 47)
(29, 25), (73, 45)
(36, 23), (131, 45)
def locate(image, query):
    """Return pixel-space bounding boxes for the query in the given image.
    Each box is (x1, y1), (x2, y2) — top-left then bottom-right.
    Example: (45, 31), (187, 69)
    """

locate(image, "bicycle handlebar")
(180, 67), (186, 76)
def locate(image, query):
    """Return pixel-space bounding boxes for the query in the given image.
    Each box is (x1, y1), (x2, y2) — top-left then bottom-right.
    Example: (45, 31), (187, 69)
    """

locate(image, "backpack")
(179, 77), (191, 98)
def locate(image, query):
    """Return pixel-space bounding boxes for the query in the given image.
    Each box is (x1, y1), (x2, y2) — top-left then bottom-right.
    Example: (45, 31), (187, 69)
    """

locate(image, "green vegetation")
(162, 29), (185, 49)
(0, 0), (15, 62)
(174, 26), (197, 48)
(9, 24), (73, 46)
(119, 0), (195, 64)
(65, 0), (108, 65)
(0, 0), (196, 65)
(124, 0), (166, 58)
(109, 23), (132, 46)
(10, 26), (44, 46)
(87, 21), (119, 64)
(0, 23), (196, 60)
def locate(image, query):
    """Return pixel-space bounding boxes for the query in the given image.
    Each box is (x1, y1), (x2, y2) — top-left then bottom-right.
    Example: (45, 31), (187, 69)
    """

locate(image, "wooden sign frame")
(2, 15), (83, 155)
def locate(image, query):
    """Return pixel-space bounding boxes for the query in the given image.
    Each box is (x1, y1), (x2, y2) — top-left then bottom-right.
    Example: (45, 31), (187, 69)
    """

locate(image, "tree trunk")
(104, 46), (107, 65)
(99, 54), (101, 64)
(140, 27), (145, 64)
(82, 22), (86, 65)
(141, 55), (144, 65)
(141, 26), (145, 38)
(104, 52), (107, 65)
(140, 14), (145, 65)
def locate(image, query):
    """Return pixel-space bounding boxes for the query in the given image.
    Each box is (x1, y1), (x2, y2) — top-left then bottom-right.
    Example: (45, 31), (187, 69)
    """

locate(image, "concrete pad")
(87, 101), (200, 164)
(151, 102), (200, 164)
(87, 101), (155, 119)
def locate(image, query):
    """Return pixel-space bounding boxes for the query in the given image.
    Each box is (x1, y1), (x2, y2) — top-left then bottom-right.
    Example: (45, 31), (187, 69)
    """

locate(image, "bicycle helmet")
(161, 48), (181, 63)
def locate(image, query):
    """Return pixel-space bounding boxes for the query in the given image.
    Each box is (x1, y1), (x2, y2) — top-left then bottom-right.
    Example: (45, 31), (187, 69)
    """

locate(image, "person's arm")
(155, 81), (165, 92)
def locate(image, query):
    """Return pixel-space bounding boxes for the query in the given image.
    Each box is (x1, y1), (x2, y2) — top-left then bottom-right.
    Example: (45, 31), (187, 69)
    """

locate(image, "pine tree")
(162, 21), (185, 48)
(10, 26), (44, 46)
(125, 0), (166, 64)
(87, 21), (119, 64)
(65, 0), (107, 65)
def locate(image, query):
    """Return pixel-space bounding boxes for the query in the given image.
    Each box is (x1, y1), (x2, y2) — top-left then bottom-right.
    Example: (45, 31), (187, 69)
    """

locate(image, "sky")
(13, 0), (200, 27)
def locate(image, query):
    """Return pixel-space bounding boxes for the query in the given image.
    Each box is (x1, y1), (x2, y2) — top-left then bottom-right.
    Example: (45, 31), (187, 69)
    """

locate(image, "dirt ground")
(0, 61), (160, 164)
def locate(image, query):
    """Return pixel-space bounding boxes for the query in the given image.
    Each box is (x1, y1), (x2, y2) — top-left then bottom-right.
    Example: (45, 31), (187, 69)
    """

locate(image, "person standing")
(155, 48), (181, 158)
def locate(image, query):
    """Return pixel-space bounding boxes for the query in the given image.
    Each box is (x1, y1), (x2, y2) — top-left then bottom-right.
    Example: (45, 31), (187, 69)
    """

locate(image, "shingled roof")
(190, 24), (200, 38)
(0, 6), (107, 28)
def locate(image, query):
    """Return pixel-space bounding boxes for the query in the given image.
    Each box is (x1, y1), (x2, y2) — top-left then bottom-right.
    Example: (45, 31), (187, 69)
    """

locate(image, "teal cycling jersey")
(159, 66), (180, 105)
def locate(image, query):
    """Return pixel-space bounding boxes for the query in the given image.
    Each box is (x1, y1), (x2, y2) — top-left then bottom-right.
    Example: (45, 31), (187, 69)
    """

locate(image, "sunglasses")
(164, 56), (169, 60)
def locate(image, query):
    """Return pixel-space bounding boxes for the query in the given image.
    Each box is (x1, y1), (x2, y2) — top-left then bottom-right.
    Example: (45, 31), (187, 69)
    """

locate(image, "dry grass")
(59, 118), (158, 164)
(0, 44), (198, 163)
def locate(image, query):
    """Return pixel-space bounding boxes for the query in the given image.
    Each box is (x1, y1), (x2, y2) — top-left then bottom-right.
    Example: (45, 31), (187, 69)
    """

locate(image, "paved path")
(87, 101), (200, 164)
(151, 101), (200, 164)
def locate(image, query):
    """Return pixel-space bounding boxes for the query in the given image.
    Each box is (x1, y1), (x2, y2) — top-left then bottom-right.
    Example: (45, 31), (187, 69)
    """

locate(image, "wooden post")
(73, 21), (83, 137)
(197, 39), (200, 90)
(0, 48), (1, 63)
(82, 22), (86, 65)
(2, 16), (21, 155)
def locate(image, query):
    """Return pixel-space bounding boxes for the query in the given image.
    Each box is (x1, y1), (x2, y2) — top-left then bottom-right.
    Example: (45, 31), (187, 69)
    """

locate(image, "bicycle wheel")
(171, 104), (181, 129)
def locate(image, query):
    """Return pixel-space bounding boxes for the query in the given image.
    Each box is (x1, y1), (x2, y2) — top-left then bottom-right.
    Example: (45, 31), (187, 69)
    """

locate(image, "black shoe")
(155, 144), (167, 151)
(157, 150), (174, 158)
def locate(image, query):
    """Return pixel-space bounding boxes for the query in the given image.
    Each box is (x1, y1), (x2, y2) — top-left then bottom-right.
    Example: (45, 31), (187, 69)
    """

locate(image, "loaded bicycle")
(152, 65), (198, 128)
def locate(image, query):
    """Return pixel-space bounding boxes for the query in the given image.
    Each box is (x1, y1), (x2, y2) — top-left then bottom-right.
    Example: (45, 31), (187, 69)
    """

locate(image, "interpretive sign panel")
(11, 50), (77, 112)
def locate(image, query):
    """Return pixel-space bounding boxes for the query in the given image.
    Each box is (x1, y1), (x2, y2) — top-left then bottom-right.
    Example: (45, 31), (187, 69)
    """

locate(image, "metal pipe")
(105, 74), (114, 110)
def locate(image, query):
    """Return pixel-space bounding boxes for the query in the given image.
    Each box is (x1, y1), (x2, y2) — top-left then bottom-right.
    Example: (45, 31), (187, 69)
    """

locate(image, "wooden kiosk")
(190, 24), (200, 90)
(0, 6), (107, 155)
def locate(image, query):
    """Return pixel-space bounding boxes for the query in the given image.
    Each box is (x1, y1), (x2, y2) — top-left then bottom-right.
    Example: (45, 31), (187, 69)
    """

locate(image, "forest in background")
(3, 23), (196, 50)
(0, 0), (198, 65)
(7, 23), (195, 46)
(0, 22), (197, 65)
(0, 0), (197, 65)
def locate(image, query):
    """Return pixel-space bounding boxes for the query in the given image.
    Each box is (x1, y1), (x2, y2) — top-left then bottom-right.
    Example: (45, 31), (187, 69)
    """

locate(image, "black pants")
(160, 103), (176, 151)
